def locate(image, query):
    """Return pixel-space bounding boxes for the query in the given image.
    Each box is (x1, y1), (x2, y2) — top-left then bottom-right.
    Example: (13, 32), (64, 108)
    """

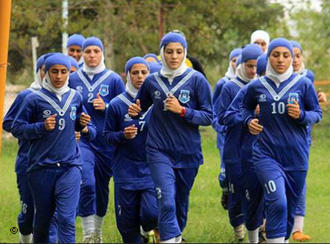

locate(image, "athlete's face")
(293, 47), (303, 72)
(40, 65), (46, 80)
(83, 46), (103, 67)
(145, 57), (158, 63)
(129, 63), (149, 89)
(244, 59), (257, 79)
(68, 45), (82, 62)
(254, 39), (267, 53)
(231, 57), (238, 70)
(48, 65), (69, 88)
(269, 47), (292, 74)
(164, 42), (185, 70)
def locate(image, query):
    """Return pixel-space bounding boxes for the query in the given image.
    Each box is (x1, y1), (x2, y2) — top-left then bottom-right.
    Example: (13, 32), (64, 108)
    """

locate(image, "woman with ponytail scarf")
(104, 57), (159, 243)
(128, 32), (213, 243)
(69, 36), (125, 242)
(241, 38), (322, 243)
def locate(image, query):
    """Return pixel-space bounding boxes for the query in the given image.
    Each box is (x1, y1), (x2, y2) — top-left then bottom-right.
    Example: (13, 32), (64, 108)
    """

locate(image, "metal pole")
(62, 0), (69, 54)
(31, 37), (39, 82)
(159, 3), (164, 41)
(0, 0), (12, 155)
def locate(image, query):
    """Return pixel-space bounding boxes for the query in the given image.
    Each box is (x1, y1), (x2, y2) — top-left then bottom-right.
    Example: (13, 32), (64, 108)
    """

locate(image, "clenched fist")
(45, 114), (57, 131)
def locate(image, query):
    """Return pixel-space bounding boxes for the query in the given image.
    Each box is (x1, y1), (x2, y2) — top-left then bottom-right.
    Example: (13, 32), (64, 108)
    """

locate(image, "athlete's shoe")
(142, 230), (156, 243)
(292, 231), (311, 242)
(83, 235), (94, 243)
(234, 224), (245, 242)
(258, 227), (267, 243)
(93, 233), (102, 243)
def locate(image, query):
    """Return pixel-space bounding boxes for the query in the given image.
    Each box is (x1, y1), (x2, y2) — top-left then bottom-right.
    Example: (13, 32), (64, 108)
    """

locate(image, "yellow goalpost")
(0, 0), (12, 155)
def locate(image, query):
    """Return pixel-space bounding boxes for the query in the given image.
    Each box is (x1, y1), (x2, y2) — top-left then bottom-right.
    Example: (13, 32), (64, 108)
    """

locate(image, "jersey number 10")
(271, 102), (286, 115)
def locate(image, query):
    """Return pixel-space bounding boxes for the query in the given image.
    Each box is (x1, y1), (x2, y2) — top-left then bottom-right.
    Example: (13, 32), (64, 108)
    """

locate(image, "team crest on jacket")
(43, 110), (52, 118)
(178, 90), (190, 104)
(154, 90), (161, 99)
(99, 85), (109, 96)
(124, 113), (133, 122)
(76, 86), (83, 93)
(70, 106), (77, 120)
(258, 94), (267, 102)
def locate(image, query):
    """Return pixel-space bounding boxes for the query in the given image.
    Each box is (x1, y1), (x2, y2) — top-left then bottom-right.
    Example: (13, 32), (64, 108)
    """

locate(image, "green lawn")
(1, 108), (330, 243)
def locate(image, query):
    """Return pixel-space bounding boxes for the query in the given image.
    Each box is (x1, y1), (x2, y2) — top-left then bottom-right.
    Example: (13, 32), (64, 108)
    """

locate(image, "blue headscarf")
(45, 53), (71, 73)
(159, 32), (188, 83)
(257, 53), (267, 76)
(143, 53), (161, 65)
(125, 57), (150, 98)
(125, 57), (149, 74)
(68, 56), (79, 70)
(82, 36), (104, 51)
(225, 48), (242, 79)
(267, 37), (293, 58)
(229, 48), (242, 61)
(290, 40), (306, 74)
(160, 32), (187, 50)
(30, 54), (48, 90)
(241, 44), (263, 63)
(266, 38), (294, 86)
(148, 62), (162, 74)
(43, 53), (71, 100)
(82, 36), (106, 76)
(290, 40), (302, 52)
(236, 55), (242, 66)
(236, 44), (263, 82)
(67, 34), (85, 48)
(36, 54), (45, 73)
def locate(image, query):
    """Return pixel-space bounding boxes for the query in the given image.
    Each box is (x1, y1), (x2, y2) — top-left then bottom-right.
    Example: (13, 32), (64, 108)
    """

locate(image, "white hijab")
(43, 72), (70, 101)
(225, 61), (236, 79)
(296, 62), (305, 74)
(30, 69), (43, 90)
(82, 53), (106, 78)
(78, 56), (84, 66)
(160, 46), (188, 85)
(251, 30), (270, 53)
(236, 63), (255, 83)
(265, 59), (293, 88)
(125, 72), (138, 98)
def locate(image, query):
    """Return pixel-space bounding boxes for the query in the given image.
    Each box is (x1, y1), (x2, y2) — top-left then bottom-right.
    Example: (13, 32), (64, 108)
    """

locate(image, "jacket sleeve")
(297, 80), (322, 125)
(240, 83), (258, 127)
(216, 83), (234, 125)
(103, 103), (126, 145)
(135, 78), (153, 115)
(183, 76), (213, 126)
(2, 90), (30, 134)
(223, 87), (246, 127)
(11, 97), (48, 140)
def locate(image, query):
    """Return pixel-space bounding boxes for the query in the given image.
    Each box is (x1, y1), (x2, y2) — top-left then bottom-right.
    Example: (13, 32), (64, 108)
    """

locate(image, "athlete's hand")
(45, 114), (57, 131)
(81, 126), (89, 134)
(164, 94), (183, 114)
(123, 124), (138, 139)
(287, 100), (301, 119)
(128, 99), (141, 117)
(248, 118), (263, 135)
(317, 91), (327, 103)
(93, 93), (106, 111)
(75, 131), (81, 142)
(79, 112), (91, 127)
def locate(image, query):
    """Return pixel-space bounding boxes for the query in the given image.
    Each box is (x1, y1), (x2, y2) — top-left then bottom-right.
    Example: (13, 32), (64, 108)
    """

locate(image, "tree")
(290, 0), (330, 80)
(8, 0), (286, 85)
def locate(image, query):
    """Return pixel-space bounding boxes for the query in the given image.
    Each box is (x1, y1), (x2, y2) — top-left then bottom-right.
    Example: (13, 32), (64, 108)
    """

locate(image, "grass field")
(1, 107), (330, 243)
